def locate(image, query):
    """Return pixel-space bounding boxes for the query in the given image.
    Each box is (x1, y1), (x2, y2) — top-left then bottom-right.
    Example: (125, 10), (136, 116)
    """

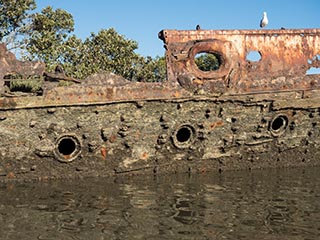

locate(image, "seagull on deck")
(260, 11), (268, 28)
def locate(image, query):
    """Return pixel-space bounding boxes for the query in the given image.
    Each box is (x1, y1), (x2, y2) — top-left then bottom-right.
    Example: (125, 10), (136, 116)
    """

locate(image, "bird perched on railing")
(260, 12), (268, 28)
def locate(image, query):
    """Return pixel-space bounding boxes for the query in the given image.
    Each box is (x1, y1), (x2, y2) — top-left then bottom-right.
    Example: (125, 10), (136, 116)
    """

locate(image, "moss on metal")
(9, 78), (43, 92)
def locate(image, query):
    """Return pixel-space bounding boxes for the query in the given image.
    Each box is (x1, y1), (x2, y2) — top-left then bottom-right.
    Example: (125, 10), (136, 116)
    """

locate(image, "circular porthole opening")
(269, 115), (288, 136)
(194, 52), (222, 72)
(172, 124), (196, 149)
(54, 134), (81, 162)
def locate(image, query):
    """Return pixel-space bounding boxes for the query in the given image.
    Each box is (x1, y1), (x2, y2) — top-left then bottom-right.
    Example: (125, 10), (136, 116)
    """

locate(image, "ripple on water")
(0, 167), (319, 240)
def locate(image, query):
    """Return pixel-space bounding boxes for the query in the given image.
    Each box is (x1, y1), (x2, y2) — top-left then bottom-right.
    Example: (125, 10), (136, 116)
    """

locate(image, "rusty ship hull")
(0, 28), (320, 181)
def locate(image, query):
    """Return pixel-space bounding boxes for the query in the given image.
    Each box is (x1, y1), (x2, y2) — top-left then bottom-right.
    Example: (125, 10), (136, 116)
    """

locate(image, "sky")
(35, 0), (320, 57)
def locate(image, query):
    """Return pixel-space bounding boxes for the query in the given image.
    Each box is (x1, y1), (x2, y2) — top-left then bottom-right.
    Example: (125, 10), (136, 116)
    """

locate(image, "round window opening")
(176, 127), (192, 143)
(194, 52), (222, 72)
(269, 115), (288, 136)
(58, 138), (76, 156)
(172, 124), (196, 149)
(54, 134), (81, 163)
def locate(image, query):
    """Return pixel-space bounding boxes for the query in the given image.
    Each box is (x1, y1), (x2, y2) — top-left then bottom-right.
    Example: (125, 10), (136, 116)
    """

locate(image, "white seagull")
(260, 12), (268, 28)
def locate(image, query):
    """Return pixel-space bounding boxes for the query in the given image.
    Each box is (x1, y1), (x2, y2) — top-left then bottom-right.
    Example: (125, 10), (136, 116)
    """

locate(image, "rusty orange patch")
(7, 172), (15, 179)
(173, 91), (181, 98)
(100, 147), (107, 159)
(141, 152), (148, 160)
(193, 79), (204, 85)
(210, 120), (224, 129)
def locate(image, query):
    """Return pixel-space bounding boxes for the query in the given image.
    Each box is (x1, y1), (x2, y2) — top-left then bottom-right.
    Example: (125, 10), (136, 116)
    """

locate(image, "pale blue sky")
(36, 1), (319, 57)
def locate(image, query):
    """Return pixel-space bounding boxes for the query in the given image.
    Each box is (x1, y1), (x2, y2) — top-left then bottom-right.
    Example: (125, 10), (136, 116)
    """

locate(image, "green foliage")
(131, 56), (166, 82)
(81, 28), (140, 79)
(195, 52), (220, 71)
(0, 1), (167, 82)
(10, 78), (43, 92)
(61, 30), (167, 81)
(0, 0), (36, 47)
(24, 6), (74, 67)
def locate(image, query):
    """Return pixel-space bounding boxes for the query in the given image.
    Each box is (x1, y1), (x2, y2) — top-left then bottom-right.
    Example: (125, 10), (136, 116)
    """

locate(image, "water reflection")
(0, 167), (319, 239)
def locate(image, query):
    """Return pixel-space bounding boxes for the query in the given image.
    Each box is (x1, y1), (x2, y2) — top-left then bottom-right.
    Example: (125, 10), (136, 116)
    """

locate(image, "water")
(0, 167), (319, 240)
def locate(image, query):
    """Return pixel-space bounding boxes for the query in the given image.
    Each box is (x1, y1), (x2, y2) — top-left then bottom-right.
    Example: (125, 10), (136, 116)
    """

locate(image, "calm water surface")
(0, 167), (319, 240)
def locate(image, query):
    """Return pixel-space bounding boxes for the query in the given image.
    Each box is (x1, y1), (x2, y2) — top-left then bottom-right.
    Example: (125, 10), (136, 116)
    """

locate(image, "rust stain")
(209, 121), (224, 129)
(109, 134), (117, 143)
(0, 28), (319, 181)
(141, 152), (148, 160)
(193, 79), (204, 85)
(100, 147), (107, 159)
(2, 29), (319, 109)
(7, 172), (15, 179)
(173, 91), (181, 98)
(160, 29), (320, 95)
(0, 43), (45, 80)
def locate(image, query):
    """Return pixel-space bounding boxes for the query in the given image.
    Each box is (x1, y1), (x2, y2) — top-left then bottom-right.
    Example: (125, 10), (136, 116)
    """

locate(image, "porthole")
(172, 124), (196, 149)
(54, 134), (81, 162)
(189, 40), (233, 79)
(194, 52), (222, 72)
(269, 115), (288, 137)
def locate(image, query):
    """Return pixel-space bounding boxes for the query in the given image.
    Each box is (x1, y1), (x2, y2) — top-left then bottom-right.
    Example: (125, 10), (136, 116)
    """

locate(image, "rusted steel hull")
(159, 29), (320, 94)
(1, 93), (320, 180)
(0, 28), (320, 181)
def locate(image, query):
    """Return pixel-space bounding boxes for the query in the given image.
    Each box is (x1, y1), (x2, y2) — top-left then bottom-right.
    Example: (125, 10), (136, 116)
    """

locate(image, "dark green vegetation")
(0, 0), (166, 81)
(194, 52), (220, 72)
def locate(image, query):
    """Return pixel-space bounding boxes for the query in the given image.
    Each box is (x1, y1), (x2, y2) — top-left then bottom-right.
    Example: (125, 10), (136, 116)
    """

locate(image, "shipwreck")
(0, 28), (320, 181)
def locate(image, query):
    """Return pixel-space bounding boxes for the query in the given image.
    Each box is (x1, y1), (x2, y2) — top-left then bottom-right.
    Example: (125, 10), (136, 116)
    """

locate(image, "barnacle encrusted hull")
(0, 28), (320, 181)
